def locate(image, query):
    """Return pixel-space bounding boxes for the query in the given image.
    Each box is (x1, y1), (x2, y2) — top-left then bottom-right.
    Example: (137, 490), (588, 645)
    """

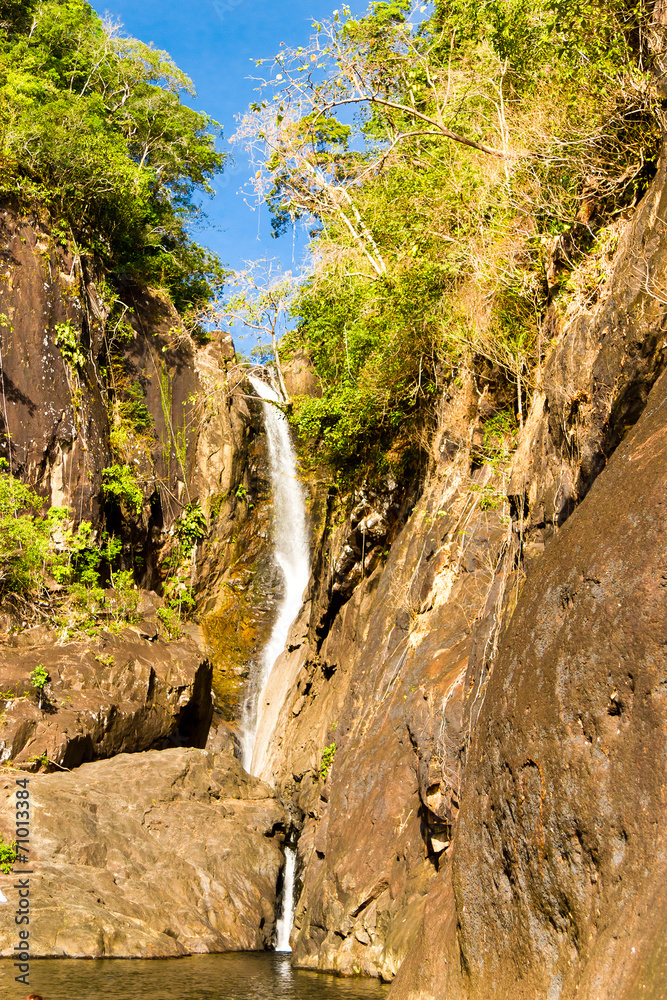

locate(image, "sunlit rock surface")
(0, 748), (285, 957)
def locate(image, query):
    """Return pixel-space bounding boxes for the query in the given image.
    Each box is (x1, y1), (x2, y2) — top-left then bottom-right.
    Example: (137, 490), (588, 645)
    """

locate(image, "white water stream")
(241, 376), (310, 773)
(275, 845), (297, 952)
(241, 375), (309, 952)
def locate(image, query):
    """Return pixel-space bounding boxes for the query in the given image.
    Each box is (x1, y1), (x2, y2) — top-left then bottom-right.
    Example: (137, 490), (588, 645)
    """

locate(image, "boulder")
(283, 350), (321, 398)
(0, 747), (285, 956)
(0, 628), (213, 769)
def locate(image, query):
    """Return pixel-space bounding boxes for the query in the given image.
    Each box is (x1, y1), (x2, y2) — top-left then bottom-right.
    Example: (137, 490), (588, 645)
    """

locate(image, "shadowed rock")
(0, 628), (213, 770)
(390, 359), (667, 1000)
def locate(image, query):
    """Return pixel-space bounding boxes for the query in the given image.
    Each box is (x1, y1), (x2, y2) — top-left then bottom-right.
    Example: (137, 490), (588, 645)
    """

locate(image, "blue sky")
(91, 0), (352, 279)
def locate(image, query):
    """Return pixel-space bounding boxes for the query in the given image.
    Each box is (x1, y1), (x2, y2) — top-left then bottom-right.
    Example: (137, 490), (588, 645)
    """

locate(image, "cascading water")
(275, 845), (297, 952)
(241, 375), (309, 952)
(241, 375), (310, 774)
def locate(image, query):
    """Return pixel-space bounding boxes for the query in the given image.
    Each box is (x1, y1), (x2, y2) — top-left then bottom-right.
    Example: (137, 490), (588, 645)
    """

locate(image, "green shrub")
(0, 466), (141, 633)
(157, 604), (182, 639)
(54, 320), (86, 371)
(176, 503), (207, 555)
(29, 664), (49, 692)
(101, 465), (143, 516)
(0, 469), (70, 593)
(29, 663), (49, 709)
(0, 835), (17, 875)
(320, 742), (336, 780)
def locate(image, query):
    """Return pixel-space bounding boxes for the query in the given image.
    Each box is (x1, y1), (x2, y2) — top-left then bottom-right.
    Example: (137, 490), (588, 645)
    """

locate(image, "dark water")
(0, 953), (390, 1000)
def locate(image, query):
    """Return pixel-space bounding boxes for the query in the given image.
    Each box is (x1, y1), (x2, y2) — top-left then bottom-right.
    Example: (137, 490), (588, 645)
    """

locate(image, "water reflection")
(0, 953), (389, 1000)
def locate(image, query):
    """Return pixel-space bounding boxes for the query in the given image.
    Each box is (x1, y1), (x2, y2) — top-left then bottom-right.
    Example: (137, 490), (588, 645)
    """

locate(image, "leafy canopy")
(0, 0), (226, 311)
(235, 0), (660, 478)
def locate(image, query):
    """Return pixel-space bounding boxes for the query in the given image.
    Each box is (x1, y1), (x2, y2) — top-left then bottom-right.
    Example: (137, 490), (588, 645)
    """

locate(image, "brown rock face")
(0, 201), (110, 519)
(509, 153), (667, 532)
(0, 201), (255, 595)
(253, 380), (514, 980)
(283, 350), (322, 398)
(0, 627), (213, 769)
(0, 748), (285, 956)
(247, 156), (667, 987)
(390, 365), (667, 1000)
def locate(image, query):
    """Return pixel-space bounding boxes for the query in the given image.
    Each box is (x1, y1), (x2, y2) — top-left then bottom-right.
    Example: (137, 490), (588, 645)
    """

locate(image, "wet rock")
(0, 747), (285, 956)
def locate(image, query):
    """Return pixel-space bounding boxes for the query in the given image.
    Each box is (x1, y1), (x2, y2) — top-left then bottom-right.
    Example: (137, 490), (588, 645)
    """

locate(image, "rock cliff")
(244, 151), (667, 994)
(0, 199), (285, 954)
(1, 144), (667, 990)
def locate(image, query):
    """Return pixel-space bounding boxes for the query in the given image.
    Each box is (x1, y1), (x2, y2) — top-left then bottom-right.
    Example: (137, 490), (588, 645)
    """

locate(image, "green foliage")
(176, 502), (207, 555)
(54, 320), (86, 370)
(285, 256), (447, 471)
(0, 469), (70, 592)
(239, 0), (659, 481)
(119, 381), (153, 435)
(0, 0), (226, 310)
(434, 0), (645, 85)
(103, 312), (156, 462)
(235, 483), (250, 502)
(157, 569), (196, 639)
(60, 556), (138, 636)
(0, 466), (139, 634)
(0, 834), (17, 875)
(320, 741), (336, 780)
(474, 409), (520, 471)
(483, 410), (519, 450)
(157, 604), (182, 639)
(101, 465), (143, 516)
(468, 482), (505, 511)
(30, 663), (49, 692)
(208, 491), (225, 521)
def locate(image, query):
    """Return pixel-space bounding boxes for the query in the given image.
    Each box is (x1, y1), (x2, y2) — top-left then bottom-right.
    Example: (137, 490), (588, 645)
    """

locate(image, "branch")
(318, 96), (521, 159)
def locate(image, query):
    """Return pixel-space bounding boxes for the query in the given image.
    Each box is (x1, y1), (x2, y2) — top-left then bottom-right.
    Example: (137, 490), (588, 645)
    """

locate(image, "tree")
(208, 259), (298, 399)
(0, 0), (226, 310)
(231, 0), (659, 479)
(233, 3), (516, 277)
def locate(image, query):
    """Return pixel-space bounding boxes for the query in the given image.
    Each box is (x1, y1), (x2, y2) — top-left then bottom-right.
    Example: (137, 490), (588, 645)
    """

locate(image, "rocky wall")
(254, 153), (667, 988)
(0, 200), (287, 956)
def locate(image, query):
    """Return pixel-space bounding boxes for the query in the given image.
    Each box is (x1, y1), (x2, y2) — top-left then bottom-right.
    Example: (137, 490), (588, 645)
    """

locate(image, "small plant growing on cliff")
(157, 567), (197, 640)
(234, 483), (254, 509)
(101, 465), (143, 517)
(30, 664), (49, 709)
(176, 503), (207, 555)
(0, 835), (17, 875)
(320, 742), (336, 780)
(157, 604), (182, 639)
(29, 751), (50, 771)
(0, 469), (71, 593)
(54, 321), (86, 371)
(208, 491), (225, 521)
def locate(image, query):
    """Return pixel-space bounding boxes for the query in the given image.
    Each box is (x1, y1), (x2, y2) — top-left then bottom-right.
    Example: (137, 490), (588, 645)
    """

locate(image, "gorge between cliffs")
(1, 2), (667, 999)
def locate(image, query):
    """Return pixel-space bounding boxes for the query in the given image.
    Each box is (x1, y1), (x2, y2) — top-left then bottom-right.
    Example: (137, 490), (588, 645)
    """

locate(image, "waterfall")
(275, 845), (297, 952)
(241, 375), (310, 776)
